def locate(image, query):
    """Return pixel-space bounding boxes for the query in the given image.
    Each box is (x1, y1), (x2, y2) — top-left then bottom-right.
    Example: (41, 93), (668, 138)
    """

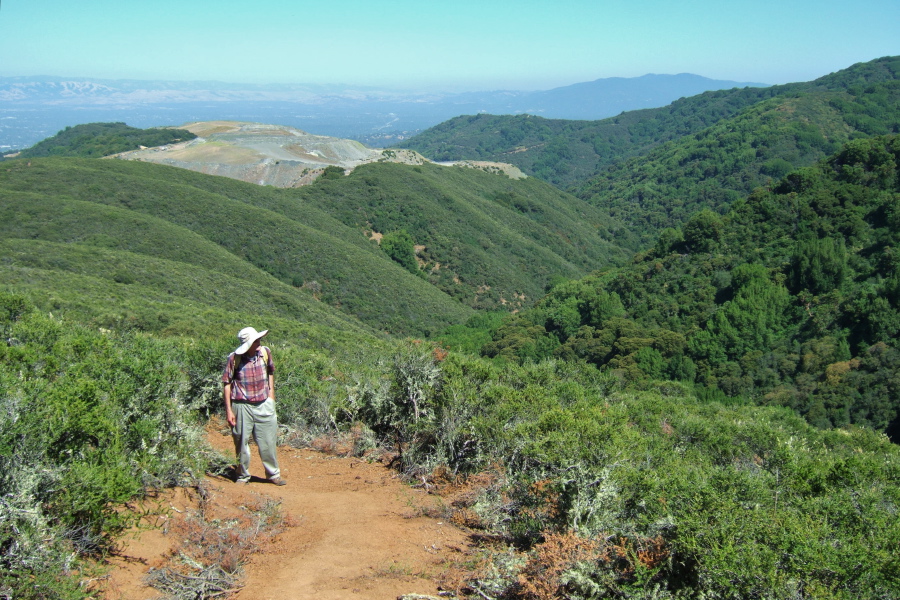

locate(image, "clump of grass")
(306, 422), (380, 458)
(145, 564), (241, 600)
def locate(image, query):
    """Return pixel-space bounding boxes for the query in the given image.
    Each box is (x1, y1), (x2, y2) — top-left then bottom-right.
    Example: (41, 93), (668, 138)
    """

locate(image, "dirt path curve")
(105, 426), (471, 599)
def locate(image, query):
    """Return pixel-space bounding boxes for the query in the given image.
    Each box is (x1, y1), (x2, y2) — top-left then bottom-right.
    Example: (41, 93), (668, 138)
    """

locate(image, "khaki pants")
(232, 398), (280, 481)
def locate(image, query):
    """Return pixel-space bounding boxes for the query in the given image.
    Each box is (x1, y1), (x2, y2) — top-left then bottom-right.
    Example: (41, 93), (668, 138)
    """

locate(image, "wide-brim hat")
(235, 326), (268, 355)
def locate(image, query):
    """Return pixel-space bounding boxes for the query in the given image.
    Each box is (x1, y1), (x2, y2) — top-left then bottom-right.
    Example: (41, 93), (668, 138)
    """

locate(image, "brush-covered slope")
(398, 56), (900, 193)
(293, 161), (630, 309)
(0, 157), (473, 337)
(6, 288), (900, 600)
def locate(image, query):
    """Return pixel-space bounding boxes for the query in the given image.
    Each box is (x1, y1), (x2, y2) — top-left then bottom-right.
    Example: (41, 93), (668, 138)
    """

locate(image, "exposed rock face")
(112, 121), (404, 187)
(111, 121), (522, 187)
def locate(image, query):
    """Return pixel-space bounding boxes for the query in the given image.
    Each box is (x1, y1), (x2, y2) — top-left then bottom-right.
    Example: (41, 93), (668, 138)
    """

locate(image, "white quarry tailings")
(111, 120), (524, 187)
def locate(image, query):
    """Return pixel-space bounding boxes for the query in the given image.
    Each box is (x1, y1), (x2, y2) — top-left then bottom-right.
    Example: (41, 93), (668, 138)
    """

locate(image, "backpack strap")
(230, 352), (242, 382)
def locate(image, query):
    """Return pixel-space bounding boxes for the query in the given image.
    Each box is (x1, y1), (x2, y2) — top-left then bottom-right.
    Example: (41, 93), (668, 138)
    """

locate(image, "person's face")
(248, 339), (261, 353)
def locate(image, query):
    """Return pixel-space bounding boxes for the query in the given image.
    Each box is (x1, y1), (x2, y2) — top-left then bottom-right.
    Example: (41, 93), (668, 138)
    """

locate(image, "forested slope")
(478, 135), (900, 438)
(395, 77), (808, 188)
(394, 87), (780, 189)
(577, 75), (900, 248)
(399, 56), (900, 235)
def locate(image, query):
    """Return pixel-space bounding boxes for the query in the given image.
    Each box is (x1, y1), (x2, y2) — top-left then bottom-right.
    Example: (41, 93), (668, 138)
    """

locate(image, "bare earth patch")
(163, 142), (264, 165)
(104, 427), (471, 600)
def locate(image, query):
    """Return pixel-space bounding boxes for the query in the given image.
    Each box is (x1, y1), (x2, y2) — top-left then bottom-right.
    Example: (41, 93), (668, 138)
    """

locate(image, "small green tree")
(789, 236), (848, 295)
(683, 209), (724, 253)
(380, 230), (418, 275)
(318, 165), (346, 180)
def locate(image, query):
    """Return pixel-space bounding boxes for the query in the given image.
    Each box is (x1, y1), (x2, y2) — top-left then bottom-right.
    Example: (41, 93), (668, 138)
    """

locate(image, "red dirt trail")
(104, 426), (471, 600)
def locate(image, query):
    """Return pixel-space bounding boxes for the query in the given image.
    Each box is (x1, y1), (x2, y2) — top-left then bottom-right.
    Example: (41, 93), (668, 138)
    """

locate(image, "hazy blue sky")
(1, 0), (898, 90)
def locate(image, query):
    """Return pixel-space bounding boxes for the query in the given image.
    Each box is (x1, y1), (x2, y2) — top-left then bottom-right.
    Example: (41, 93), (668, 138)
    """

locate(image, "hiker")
(222, 327), (286, 486)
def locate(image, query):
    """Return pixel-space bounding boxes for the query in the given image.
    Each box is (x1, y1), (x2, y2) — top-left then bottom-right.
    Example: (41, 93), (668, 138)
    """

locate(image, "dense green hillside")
(292, 161), (629, 309)
(577, 76), (900, 248)
(478, 135), (900, 438)
(398, 56), (900, 211)
(14, 122), (197, 158)
(0, 157), (472, 336)
(395, 81), (808, 188)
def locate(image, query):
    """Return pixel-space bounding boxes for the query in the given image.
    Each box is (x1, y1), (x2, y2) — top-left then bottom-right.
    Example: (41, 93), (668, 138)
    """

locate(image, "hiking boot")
(269, 476), (287, 486)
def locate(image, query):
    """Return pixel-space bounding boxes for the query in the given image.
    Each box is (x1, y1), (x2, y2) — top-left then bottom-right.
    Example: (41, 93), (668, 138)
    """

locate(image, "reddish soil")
(104, 424), (472, 600)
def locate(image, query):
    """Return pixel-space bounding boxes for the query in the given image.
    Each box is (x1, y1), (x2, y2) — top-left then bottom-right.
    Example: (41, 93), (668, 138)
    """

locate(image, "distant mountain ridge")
(0, 73), (767, 150)
(471, 73), (768, 119)
(0, 76), (355, 104)
(0, 74), (766, 115)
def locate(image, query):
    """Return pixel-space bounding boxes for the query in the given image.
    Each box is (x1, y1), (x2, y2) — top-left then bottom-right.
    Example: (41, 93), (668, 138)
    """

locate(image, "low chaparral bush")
(0, 293), (209, 599)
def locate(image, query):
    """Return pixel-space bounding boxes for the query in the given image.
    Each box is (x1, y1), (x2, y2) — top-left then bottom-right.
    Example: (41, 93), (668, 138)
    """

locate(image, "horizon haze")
(1, 0), (898, 91)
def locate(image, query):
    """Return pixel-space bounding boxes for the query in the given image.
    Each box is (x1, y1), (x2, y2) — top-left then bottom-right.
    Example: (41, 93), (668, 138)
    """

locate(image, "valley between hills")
(2, 56), (900, 600)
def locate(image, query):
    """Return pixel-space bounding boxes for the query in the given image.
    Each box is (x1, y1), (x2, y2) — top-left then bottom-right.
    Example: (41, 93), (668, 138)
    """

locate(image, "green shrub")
(380, 229), (419, 274)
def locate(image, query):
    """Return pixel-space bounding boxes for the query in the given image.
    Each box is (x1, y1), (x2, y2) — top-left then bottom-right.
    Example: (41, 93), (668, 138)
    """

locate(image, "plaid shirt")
(222, 346), (274, 403)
